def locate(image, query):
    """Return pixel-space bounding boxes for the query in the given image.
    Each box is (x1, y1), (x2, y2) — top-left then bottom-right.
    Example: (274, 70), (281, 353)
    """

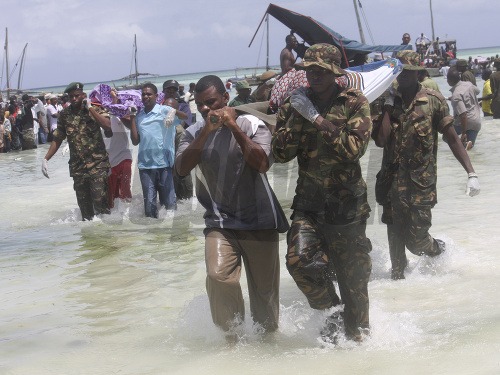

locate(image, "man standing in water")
(490, 58), (500, 119)
(175, 75), (288, 338)
(447, 66), (481, 150)
(456, 59), (477, 87)
(129, 83), (180, 217)
(373, 51), (480, 280)
(272, 44), (373, 343)
(41, 82), (113, 221)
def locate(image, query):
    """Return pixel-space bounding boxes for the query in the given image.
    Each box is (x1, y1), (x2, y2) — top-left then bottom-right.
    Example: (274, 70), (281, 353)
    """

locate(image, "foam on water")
(1, 74), (500, 374)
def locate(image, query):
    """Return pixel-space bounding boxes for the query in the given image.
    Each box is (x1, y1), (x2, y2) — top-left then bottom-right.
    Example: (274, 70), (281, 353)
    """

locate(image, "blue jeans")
(453, 125), (479, 145)
(139, 167), (176, 218)
(38, 130), (47, 144)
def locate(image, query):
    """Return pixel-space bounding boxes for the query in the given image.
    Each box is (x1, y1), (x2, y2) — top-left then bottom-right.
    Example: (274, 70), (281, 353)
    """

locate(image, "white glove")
(83, 99), (92, 110)
(163, 110), (176, 127)
(42, 159), (49, 179)
(61, 142), (70, 156)
(128, 105), (137, 116)
(466, 173), (480, 197)
(290, 89), (320, 123)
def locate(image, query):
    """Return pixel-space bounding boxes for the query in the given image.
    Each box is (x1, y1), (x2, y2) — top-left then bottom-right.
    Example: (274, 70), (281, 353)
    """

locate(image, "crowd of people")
(2, 34), (496, 345)
(0, 91), (68, 153)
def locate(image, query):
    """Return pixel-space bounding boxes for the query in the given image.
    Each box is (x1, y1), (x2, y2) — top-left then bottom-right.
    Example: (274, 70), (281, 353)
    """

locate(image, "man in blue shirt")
(129, 83), (181, 217)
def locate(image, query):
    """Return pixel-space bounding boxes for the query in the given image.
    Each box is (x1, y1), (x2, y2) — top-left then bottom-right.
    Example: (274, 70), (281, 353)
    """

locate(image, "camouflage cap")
(396, 51), (425, 71)
(64, 82), (84, 93)
(235, 80), (251, 90)
(295, 43), (347, 76)
(456, 59), (468, 67)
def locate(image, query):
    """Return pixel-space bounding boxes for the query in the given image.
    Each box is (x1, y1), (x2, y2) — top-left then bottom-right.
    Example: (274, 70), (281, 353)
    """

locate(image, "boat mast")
(429, 0), (436, 42)
(353, 0), (366, 44)
(133, 34), (138, 86)
(266, 13), (270, 70)
(17, 43), (28, 90)
(5, 28), (10, 98)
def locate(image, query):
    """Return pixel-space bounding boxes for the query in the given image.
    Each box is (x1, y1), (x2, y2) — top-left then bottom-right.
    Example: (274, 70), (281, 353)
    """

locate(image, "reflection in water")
(1, 75), (500, 374)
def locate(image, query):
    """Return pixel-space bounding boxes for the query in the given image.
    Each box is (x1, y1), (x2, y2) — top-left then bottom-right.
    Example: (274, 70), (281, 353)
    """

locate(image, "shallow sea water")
(1, 76), (499, 375)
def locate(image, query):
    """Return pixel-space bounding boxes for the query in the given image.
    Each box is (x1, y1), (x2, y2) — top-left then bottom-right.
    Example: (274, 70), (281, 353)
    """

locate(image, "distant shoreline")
(5, 45), (500, 94)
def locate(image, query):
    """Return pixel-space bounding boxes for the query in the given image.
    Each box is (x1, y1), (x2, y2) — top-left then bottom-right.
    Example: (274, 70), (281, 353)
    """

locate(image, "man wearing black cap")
(161, 80), (193, 201)
(162, 79), (191, 128)
(42, 82), (113, 221)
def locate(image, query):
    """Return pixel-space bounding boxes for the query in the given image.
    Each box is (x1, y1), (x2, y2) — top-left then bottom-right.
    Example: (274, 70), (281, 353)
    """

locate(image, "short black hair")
(142, 82), (158, 94)
(482, 69), (492, 80)
(195, 75), (225, 95)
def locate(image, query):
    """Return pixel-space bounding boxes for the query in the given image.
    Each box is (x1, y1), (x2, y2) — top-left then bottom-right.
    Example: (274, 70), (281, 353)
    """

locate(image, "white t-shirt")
(47, 103), (62, 131)
(31, 106), (39, 135)
(439, 66), (450, 77)
(103, 116), (132, 167)
(185, 91), (197, 114)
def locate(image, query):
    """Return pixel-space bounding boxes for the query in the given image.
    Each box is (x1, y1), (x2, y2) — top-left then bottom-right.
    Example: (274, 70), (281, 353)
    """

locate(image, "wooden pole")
(134, 34), (138, 86)
(17, 43), (28, 90)
(266, 14), (270, 70)
(430, 0), (436, 42)
(5, 28), (10, 98)
(353, 0), (366, 44)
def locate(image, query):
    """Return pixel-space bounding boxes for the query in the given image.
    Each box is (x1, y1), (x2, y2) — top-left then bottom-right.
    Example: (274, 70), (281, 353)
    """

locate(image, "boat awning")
(253, 3), (412, 66)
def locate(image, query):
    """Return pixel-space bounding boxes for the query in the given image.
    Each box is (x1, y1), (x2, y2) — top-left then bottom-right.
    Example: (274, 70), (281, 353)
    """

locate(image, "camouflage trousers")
(21, 129), (37, 150)
(286, 210), (372, 338)
(383, 198), (442, 278)
(73, 169), (110, 221)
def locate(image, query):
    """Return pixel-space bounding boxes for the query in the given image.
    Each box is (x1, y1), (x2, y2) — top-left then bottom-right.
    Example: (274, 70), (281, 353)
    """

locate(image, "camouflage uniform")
(375, 53), (453, 278)
(53, 105), (111, 220)
(16, 107), (37, 150)
(228, 95), (255, 107)
(272, 44), (372, 339)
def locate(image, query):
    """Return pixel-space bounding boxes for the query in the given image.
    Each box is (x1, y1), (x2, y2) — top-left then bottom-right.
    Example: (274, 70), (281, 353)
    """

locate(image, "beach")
(1, 63), (500, 374)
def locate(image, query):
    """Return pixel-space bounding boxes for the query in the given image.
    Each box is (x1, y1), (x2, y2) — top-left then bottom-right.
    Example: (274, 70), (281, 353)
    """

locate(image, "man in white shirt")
(103, 116), (133, 208)
(46, 94), (62, 142)
(184, 82), (197, 123)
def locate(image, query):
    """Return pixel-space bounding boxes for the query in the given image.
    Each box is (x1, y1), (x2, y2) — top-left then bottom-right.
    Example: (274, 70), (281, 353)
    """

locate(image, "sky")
(0, 0), (497, 90)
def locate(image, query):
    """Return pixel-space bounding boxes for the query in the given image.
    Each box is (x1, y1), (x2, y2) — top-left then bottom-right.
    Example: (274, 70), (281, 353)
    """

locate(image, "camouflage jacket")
(53, 105), (110, 177)
(272, 87), (372, 224)
(380, 85), (453, 207)
(228, 95), (255, 107)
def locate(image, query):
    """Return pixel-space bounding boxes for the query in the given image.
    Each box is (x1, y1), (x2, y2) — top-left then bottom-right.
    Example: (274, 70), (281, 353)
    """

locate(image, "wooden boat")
(1, 28), (31, 97)
(113, 34), (159, 91)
